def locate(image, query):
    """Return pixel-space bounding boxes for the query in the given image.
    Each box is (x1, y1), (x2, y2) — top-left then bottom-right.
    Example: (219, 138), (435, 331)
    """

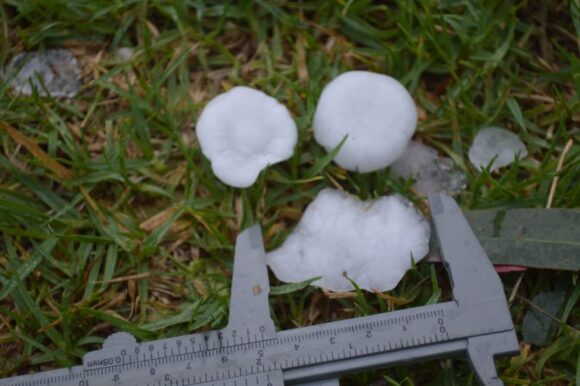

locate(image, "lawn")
(0, 1), (579, 385)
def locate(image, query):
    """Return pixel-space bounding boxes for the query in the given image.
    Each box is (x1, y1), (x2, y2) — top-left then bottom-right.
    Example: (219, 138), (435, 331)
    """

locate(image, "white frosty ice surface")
(7, 49), (81, 97)
(196, 86), (297, 188)
(267, 189), (430, 292)
(115, 47), (134, 62)
(468, 127), (527, 172)
(392, 141), (466, 196)
(313, 71), (417, 173)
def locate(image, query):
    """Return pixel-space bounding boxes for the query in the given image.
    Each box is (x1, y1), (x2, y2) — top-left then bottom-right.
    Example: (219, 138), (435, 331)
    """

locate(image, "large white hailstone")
(267, 189), (430, 292)
(313, 71), (417, 172)
(468, 127), (527, 172)
(196, 87), (297, 188)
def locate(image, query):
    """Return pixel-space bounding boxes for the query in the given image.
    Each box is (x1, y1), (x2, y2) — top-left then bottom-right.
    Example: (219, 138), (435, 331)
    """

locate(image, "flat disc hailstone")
(197, 87), (297, 188)
(468, 127), (527, 172)
(267, 189), (430, 292)
(314, 71), (417, 172)
(7, 49), (81, 97)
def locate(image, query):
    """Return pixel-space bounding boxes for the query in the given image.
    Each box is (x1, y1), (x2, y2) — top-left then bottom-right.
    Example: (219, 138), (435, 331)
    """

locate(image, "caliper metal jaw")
(429, 194), (519, 385)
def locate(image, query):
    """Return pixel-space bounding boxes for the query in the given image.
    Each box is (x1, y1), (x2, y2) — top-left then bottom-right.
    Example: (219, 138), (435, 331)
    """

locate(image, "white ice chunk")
(115, 47), (134, 62)
(313, 71), (417, 172)
(267, 189), (430, 292)
(7, 49), (81, 97)
(392, 141), (466, 196)
(468, 127), (527, 172)
(196, 86), (297, 188)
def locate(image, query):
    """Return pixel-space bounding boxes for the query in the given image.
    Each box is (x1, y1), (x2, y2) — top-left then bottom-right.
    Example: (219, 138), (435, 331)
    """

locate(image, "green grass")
(0, 1), (579, 385)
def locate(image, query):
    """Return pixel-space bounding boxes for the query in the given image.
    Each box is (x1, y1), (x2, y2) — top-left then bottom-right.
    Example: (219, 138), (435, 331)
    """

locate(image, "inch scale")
(0, 194), (519, 386)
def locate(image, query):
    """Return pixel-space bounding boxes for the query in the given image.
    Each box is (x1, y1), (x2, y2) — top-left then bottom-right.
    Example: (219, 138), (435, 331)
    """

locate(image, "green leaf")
(79, 307), (154, 341)
(427, 209), (580, 270)
(270, 276), (321, 295)
(12, 281), (63, 346)
(0, 238), (58, 301)
(561, 284), (580, 324)
(99, 244), (118, 293)
(522, 291), (566, 346)
(534, 329), (579, 376)
(304, 135), (347, 179)
(506, 97), (527, 132)
(577, 350), (580, 386)
(572, 0), (580, 44)
(464, 209), (580, 270)
(142, 302), (199, 331)
(83, 253), (103, 302)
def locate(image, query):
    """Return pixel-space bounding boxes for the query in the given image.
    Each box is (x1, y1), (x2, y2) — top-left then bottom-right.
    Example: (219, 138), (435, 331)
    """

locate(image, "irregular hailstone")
(197, 87), (297, 188)
(267, 189), (430, 292)
(392, 141), (466, 196)
(313, 71), (417, 172)
(7, 49), (81, 97)
(468, 127), (527, 172)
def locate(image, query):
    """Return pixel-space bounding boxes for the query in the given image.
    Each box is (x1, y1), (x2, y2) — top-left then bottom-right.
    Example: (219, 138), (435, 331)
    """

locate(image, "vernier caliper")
(0, 194), (519, 386)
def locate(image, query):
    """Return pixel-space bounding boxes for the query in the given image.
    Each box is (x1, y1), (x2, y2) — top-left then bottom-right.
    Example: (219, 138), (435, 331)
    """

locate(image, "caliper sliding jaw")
(428, 194), (519, 386)
(0, 194), (519, 386)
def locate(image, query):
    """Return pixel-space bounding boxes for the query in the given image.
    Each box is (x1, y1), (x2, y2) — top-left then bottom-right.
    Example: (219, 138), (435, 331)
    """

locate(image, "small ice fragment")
(267, 189), (430, 292)
(196, 86), (297, 188)
(115, 47), (134, 62)
(468, 127), (527, 172)
(392, 141), (466, 196)
(7, 49), (81, 98)
(313, 71), (417, 172)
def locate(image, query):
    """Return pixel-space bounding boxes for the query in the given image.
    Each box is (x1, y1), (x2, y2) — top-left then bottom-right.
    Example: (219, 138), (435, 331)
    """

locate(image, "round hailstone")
(468, 127), (527, 172)
(267, 189), (430, 292)
(313, 71), (417, 172)
(7, 49), (81, 98)
(196, 86), (297, 188)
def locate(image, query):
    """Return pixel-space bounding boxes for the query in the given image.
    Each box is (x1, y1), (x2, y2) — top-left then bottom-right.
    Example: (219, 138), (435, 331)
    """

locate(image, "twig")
(546, 138), (574, 209)
(510, 92), (555, 104)
(93, 272), (151, 284)
(508, 272), (525, 305)
(322, 289), (357, 299)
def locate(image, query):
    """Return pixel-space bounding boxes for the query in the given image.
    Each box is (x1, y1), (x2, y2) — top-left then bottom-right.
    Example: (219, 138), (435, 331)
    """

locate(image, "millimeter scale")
(0, 194), (519, 386)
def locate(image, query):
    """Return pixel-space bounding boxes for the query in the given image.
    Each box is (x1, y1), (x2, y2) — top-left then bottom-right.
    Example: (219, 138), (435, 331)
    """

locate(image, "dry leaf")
(139, 207), (178, 232)
(1, 122), (73, 179)
(296, 34), (309, 83)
